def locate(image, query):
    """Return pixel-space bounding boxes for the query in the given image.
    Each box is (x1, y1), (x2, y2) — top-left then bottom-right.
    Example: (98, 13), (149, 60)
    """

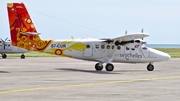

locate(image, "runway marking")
(0, 75), (180, 95)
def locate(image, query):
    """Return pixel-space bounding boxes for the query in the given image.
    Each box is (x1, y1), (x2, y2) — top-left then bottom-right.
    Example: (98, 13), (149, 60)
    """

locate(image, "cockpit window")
(142, 47), (147, 50)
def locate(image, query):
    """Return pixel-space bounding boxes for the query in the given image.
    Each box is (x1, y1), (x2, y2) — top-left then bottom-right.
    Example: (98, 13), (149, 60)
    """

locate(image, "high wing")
(100, 33), (149, 43)
(111, 33), (149, 42)
(96, 33), (150, 63)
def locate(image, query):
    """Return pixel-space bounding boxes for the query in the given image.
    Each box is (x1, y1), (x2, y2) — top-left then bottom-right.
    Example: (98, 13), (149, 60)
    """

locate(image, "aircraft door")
(83, 44), (93, 57)
(141, 46), (149, 58)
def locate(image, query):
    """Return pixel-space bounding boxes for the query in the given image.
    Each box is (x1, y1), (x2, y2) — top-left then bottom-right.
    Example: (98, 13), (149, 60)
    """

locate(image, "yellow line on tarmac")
(0, 75), (180, 95)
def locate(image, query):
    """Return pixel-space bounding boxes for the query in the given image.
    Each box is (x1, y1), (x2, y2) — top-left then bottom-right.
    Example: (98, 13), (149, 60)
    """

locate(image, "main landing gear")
(95, 63), (114, 71)
(1, 53), (25, 59)
(20, 54), (25, 59)
(2, 53), (7, 59)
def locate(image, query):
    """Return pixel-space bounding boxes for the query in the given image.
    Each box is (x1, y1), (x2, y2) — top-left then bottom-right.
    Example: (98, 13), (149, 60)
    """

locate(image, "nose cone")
(149, 48), (171, 61)
(162, 53), (171, 61)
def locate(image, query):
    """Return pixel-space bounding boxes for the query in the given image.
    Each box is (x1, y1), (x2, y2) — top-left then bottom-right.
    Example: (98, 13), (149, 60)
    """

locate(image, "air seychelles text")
(115, 53), (142, 58)
(51, 44), (66, 48)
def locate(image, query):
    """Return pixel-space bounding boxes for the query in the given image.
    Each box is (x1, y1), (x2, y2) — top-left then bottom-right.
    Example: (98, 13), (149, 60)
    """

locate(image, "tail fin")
(7, 3), (52, 51)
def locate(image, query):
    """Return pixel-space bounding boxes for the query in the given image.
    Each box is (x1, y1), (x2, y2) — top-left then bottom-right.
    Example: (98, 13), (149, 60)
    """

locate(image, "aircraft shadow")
(56, 68), (120, 74)
(115, 70), (161, 72)
(0, 71), (10, 73)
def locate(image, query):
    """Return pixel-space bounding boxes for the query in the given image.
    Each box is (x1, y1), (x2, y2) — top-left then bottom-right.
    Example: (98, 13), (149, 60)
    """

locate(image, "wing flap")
(20, 32), (41, 35)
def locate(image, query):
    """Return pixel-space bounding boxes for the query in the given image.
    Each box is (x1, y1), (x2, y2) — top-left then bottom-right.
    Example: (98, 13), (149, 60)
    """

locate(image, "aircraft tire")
(147, 64), (154, 71)
(2, 54), (7, 59)
(105, 63), (114, 71)
(21, 54), (25, 59)
(95, 63), (103, 71)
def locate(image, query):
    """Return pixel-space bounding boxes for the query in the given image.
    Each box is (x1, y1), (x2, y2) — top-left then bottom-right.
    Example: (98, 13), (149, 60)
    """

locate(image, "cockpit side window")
(142, 47), (147, 50)
(117, 46), (121, 50)
(141, 44), (149, 50)
(126, 47), (129, 50)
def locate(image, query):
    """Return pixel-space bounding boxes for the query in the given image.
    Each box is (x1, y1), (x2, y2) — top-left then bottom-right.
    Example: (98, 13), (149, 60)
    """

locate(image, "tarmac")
(0, 57), (180, 101)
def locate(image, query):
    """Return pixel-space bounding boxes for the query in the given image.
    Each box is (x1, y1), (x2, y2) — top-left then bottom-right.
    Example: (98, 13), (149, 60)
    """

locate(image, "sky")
(0, 0), (180, 44)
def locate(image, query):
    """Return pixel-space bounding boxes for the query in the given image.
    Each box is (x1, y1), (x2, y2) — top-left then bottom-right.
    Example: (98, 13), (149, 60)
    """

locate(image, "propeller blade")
(125, 30), (127, 34)
(5, 37), (8, 41)
(141, 28), (144, 33)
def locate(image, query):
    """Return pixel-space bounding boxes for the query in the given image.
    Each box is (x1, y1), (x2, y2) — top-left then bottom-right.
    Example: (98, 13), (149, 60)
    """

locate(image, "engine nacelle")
(115, 39), (146, 48)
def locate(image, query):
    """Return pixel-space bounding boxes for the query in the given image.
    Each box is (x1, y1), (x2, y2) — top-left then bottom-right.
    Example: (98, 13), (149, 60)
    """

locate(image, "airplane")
(7, 2), (171, 71)
(0, 37), (28, 59)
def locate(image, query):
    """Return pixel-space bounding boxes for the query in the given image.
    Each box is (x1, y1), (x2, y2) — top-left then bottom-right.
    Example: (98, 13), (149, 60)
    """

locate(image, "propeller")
(141, 28), (144, 40)
(100, 38), (113, 44)
(125, 30), (127, 35)
(4, 37), (8, 41)
(141, 28), (144, 33)
(0, 37), (8, 49)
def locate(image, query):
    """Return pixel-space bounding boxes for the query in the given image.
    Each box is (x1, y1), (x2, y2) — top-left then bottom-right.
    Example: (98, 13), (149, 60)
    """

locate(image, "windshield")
(141, 44), (148, 50)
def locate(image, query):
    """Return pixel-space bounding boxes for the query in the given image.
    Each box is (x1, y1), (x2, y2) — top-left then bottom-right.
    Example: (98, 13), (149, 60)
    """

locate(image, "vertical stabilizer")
(7, 3), (52, 51)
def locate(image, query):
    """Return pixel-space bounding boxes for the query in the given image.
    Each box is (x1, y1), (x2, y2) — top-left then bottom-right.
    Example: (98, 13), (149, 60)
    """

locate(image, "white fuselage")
(0, 41), (28, 54)
(43, 38), (171, 64)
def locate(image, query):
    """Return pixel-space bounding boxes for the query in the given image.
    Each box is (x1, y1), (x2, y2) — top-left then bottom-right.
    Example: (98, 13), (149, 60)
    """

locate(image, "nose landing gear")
(147, 63), (154, 71)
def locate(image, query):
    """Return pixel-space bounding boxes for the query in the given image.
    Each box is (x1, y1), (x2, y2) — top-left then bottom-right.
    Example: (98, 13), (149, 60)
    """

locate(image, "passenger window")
(112, 45), (115, 49)
(101, 45), (105, 49)
(86, 45), (90, 48)
(107, 45), (110, 49)
(117, 46), (121, 50)
(131, 48), (135, 51)
(95, 44), (99, 49)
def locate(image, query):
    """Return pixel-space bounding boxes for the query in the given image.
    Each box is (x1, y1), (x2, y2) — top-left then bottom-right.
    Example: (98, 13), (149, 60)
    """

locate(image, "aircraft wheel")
(105, 63), (114, 71)
(21, 54), (25, 59)
(2, 54), (7, 59)
(147, 64), (154, 71)
(95, 63), (103, 71)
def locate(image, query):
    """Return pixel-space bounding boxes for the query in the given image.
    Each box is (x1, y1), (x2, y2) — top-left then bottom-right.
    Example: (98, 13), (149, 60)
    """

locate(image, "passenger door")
(83, 44), (93, 57)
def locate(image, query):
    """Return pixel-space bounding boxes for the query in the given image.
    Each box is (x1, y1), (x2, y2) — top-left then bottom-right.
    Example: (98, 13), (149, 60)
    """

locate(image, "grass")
(155, 48), (180, 58)
(6, 51), (58, 57)
(4, 48), (180, 58)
